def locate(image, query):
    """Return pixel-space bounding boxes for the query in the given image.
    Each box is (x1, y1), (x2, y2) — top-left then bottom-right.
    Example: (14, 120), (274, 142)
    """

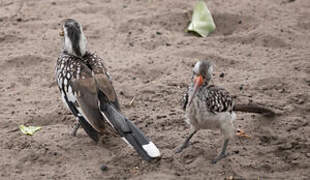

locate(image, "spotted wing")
(68, 63), (107, 133)
(56, 54), (101, 142)
(204, 85), (234, 113)
(70, 54), (160, 161)
(82, 52), (121, 111)
(93, 68), (161, 161)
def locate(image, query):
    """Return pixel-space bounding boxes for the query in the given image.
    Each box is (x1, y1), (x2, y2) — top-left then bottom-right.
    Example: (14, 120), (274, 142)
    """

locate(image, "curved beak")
(188, 75), (203, 106)
(59, 28), (64, 36)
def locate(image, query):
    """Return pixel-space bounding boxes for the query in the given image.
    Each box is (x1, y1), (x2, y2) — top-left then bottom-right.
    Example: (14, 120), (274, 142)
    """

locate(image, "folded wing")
(69, 62), (160, 161)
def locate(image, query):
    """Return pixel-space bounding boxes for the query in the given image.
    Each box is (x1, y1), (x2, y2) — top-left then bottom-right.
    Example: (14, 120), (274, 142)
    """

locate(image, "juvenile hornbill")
(176, 60), (274, 164)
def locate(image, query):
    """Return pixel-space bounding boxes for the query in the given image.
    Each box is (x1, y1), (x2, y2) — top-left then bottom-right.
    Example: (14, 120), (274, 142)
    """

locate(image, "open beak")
(59, 28), (64, 36)
(188, 75), (203, 106)
(236, 129), (251, 138)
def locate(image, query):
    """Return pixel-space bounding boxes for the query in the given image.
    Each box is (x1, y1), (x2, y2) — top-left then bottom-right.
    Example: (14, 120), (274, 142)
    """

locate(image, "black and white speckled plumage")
(182, 60), (236, 135)
(55, 19), (160, 161)
(56, 52), (113, 100)
(183, 85), (234, 113)
(177, 60), (237, 163)
(56, 52), (111, 101)
(177, 60), (275, 163)
(56, 51), (113, 142)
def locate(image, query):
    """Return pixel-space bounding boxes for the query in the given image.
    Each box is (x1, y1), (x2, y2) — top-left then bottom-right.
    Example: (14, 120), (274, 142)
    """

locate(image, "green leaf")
(19, 125), (41, 136)
(188, 1), (216, 37)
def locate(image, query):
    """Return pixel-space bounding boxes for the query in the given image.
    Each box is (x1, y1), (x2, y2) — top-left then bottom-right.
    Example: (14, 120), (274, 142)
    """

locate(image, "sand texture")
(0, 0), (309, 179)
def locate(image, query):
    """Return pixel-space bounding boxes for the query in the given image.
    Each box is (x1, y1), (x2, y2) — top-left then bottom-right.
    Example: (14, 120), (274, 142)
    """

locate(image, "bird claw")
(211, 152), (229, 164)
(71, 129), (78, 136)
(175, 147), (184, 154)
(71, 123), (80, 136)
(175, 142), (190, 154)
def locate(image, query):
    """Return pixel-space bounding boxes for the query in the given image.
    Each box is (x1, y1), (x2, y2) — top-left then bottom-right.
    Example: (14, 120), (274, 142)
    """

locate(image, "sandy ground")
(0, 0), (310, 179)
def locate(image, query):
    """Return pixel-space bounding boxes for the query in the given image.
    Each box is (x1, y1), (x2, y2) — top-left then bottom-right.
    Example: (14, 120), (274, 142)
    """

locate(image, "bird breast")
(185, 92), (236, 132)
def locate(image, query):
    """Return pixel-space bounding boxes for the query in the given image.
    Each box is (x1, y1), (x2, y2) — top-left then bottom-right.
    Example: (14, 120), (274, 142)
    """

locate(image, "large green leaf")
(188, 1), (216, 37)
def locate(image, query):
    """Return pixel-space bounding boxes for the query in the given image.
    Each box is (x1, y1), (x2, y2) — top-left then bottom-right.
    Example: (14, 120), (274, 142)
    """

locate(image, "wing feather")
(204, 85), (234, 113)
(69, 63), (106, 132)
(57, 53), (160, 160)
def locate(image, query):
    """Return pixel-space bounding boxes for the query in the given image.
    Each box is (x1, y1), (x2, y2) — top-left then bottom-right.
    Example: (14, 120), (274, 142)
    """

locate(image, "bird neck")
(63, 30), (87, 58)
(202, 79), (211, 87)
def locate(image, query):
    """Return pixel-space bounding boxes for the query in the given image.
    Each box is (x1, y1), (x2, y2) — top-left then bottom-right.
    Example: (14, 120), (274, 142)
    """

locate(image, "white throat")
(79, 28), (87, 56)
(63, 27), (87, 57)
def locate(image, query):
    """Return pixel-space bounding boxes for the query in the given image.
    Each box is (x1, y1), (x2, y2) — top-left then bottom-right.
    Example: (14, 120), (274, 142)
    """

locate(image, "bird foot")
(211, 152), (229, 164)
(71, 123), (80, 136)
(175, 142), (190, 153)
(175, 146), (184, 154)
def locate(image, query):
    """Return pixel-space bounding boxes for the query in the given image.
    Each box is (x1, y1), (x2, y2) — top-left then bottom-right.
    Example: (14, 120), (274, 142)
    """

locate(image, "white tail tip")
(142, 142), (161, 158)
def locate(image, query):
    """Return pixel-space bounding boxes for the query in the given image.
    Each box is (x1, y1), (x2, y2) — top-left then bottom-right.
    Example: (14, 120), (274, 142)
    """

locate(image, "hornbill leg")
(176, 130), (198, 153)
(211, 139), (229, 164)
(72, 121), (81, 136)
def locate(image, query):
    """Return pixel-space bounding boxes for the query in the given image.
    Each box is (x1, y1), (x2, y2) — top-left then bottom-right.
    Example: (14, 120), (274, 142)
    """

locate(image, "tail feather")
(78, 117), (100, 142)
(123, 134), (152, 161)
(233, 103), (275, 117)
(99, 101), (160, 161)
(124, 120), (161, 161)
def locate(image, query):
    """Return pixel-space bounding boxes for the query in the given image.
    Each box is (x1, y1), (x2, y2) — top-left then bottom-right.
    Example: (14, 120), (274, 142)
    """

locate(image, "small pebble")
(297, 99), (304, 104)
(233, 150), (240, 154)
(156, 115), (167, 119)
(100, 164), (108, 171)
(278, 88), (285, 93)
(219, 72), (225, 78)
